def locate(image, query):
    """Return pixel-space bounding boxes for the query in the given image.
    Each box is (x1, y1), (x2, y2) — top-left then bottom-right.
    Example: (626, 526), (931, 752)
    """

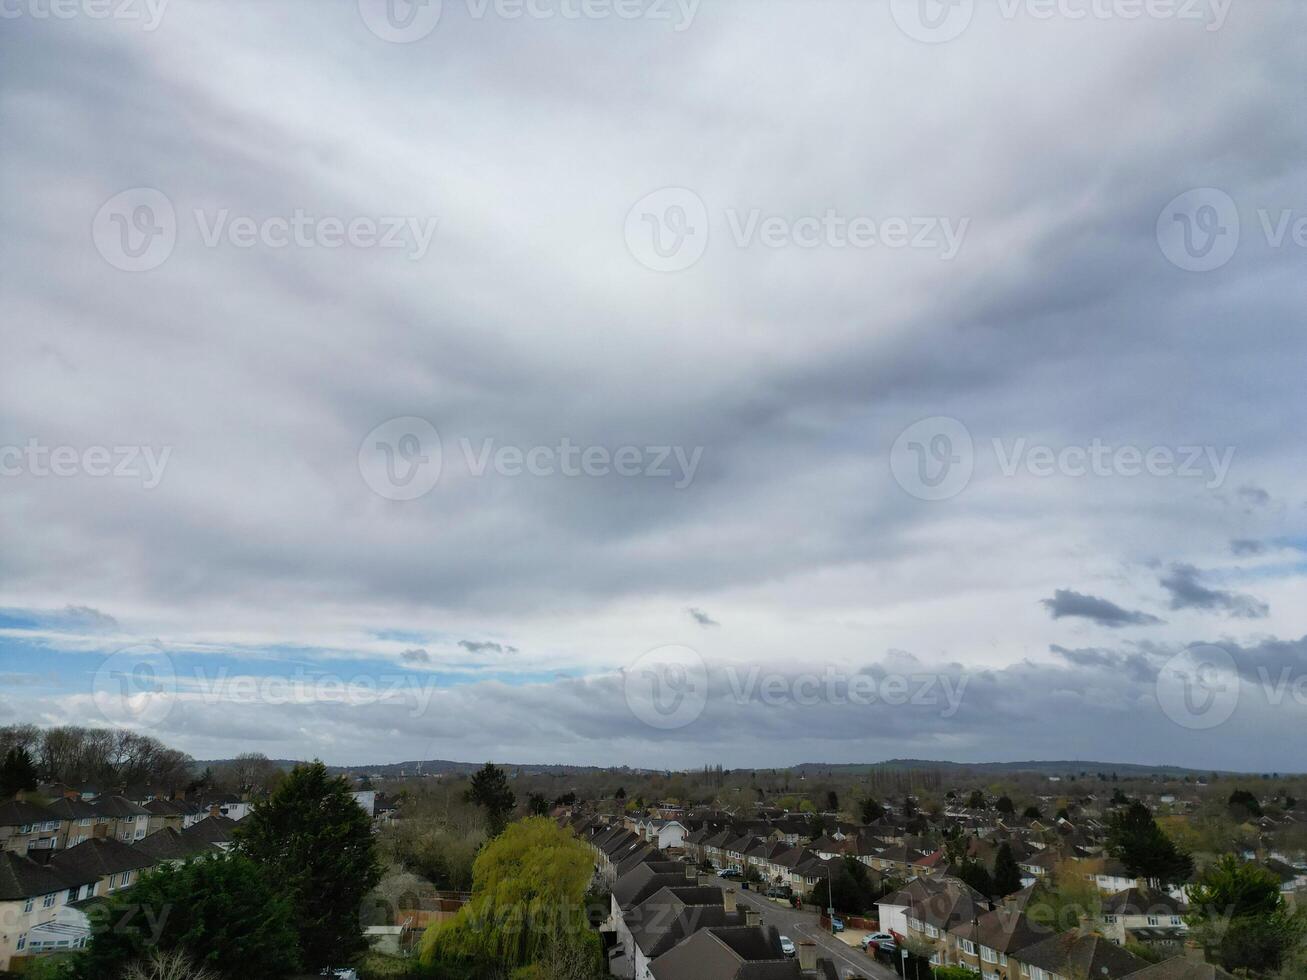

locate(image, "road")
(713, 874), (900, 980)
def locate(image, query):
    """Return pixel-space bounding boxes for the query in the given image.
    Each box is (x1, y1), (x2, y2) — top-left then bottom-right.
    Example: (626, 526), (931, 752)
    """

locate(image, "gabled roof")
(650, 925), (834, 980)
(180, 815), (237, 845)
(1124, 959), (1238, 980)
(50, 838), (155, 881)
(627, 885), (745, 959)
(1013, 932), (1146, 979)
(1102, 887), (1185, 916)
(949, 908), (1044, 954)
(613, 862), (695, 910)
(133, 827), (219, 862)
(44, 796), (99, 820)
(0, 798), (58, 827)
(91, 796), (150, 819)
(0, 852), (85, 900)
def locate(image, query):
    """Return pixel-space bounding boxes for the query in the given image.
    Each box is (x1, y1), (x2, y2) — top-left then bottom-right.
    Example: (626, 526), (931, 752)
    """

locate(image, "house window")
(16, 934), (26, 951)
(961, 940), (976, 955)
(68, 888), (79, 903)
(982, 947), (998, 963)
(1104, 915), (1116, 923)
(1147, 916), (1159, 926)
(1171, 917), (1183, 926)
(24, 898), (35, 913)
(43, 893), (58, 908)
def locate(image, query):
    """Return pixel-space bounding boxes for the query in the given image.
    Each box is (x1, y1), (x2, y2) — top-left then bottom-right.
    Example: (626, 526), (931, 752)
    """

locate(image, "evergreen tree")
(0, 746), (39, 798)
(992, 843), (1023, 896)
(859, 796), (884, 823)
(1187, 855), (1306, 975)
(234, 761), (380, 970)
(79, 853), (300, 980)
(1106, 801), (1194, 888)
(466, 762), (517, 836)
(956, 857), (994, 898)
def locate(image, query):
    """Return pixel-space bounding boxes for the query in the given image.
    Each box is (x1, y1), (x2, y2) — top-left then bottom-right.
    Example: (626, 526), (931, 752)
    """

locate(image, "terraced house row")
(569, 816), (845, 980)
(0, 788), (244, 972)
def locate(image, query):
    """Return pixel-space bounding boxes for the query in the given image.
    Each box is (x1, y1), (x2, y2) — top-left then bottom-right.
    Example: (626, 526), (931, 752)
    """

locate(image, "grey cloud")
(1041, 590), (1162, 627)
(458, 640), (518, 655)
(401, 648), (431, 663)
(1230, 539), (1265, 556)
(687, 607), (719, 627)
(1159, 564), (1269, 619)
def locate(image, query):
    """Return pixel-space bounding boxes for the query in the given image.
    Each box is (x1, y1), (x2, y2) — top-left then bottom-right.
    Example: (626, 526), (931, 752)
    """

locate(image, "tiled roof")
(0, 852), (85, 900)
(50, 838), (155, 881)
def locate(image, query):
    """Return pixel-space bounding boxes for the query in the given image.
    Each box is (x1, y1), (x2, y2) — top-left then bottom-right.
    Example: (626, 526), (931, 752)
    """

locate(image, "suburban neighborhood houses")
(0, 782), (386, 971)
(2, 737), (1305, 979)
(547, 770), (1307, 980)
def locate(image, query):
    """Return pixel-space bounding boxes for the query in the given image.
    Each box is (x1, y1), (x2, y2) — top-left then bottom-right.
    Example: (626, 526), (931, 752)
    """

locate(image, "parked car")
(719, 868), (742, 878)
(829, 916), (845, 933)
(779, 936), (796, 958)
(860, 932), (896, 952)
(766, 885), (792, 899)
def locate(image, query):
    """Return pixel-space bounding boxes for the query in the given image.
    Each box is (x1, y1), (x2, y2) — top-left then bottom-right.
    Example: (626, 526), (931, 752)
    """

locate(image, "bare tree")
(122, 949), (219, 980)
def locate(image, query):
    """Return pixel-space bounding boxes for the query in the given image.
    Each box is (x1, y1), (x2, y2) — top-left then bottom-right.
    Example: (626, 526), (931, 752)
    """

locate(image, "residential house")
(0, 851), (98, 970)
(946, 908), (1046, 980)
(1009, 932), (1145, 980)
(134, 827), (220, 866)
(44, 796), (102, 848)
(91, 797), (150, 843)
(0, 800), (61, 854)
(649, 926), (839, 980)
(180, 815), (238, 852)
(1101, 888), (1187, 951)
(1124, 960), (1237, 980)
(47, 837), (154, 899)
(622, 886), (749, 980)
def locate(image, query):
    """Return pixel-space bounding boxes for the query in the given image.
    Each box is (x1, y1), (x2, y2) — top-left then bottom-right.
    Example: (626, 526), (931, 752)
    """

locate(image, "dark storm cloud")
(1159, 564), (1269, 619)
(401, 648), (431, 663)
(1041, 590), (1162, 627)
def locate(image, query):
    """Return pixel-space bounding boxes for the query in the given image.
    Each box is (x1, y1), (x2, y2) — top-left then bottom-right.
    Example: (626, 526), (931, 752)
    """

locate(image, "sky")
(1, 0), (1306, 773)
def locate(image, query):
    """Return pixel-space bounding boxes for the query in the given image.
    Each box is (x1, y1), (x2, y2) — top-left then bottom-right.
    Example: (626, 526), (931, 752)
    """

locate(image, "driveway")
(713, 875), (900, 980)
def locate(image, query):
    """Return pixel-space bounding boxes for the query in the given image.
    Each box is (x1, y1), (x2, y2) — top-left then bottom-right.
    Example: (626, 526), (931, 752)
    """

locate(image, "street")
(713, 874), (900, 980)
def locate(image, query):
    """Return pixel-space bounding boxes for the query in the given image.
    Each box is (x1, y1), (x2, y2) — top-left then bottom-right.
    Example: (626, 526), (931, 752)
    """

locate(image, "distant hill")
(792, 759), (1248, 777)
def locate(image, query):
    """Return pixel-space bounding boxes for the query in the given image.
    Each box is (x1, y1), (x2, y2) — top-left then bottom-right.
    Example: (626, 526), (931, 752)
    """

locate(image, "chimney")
(745, 910), (760, 927)
(723, 888), (737, 913)
(698, 874), (715, 888)
(685, 863), (697, 880)
(797, 942), (817, 972)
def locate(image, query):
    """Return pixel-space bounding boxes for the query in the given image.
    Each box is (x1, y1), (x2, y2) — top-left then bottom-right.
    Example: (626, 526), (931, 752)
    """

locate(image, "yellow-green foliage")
(420, 817), (594, 969)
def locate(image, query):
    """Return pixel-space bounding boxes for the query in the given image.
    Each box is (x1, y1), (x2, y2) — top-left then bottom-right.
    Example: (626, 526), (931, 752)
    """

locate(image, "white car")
(779, 936), (796, 957)
(859, 932), (895, 951)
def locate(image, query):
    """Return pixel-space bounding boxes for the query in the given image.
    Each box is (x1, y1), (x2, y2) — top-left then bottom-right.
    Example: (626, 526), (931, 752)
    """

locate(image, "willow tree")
(421, 817), (600, 973)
